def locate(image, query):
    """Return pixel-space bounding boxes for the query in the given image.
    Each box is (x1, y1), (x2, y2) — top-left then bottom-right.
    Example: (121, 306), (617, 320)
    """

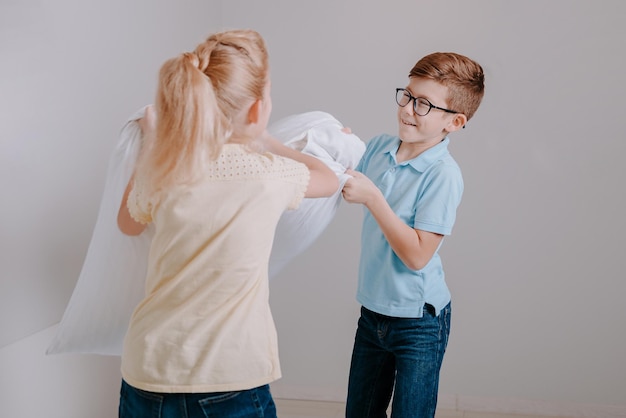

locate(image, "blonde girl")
(116, 29), (337, 418)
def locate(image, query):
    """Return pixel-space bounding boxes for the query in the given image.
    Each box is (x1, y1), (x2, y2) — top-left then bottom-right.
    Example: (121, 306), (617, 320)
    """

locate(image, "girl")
(116, 29), (338, 418)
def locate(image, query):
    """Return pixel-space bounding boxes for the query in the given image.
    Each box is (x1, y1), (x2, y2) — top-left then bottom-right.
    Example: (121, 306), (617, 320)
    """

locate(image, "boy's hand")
(342, 169), (381, 206)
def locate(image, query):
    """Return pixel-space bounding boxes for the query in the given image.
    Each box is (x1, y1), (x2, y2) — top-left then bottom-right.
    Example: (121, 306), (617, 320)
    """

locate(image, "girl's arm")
(117, 178), (147, 236)
(260, 132), (339, 198)
(117, 107), (155, 236)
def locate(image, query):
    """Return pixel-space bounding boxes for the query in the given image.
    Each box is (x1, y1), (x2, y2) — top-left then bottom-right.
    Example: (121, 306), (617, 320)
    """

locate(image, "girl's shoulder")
(212, 144), (309, 181)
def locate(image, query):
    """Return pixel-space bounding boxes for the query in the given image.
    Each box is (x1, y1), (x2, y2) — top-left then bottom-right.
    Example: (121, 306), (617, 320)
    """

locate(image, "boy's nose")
(400, 102), (415, 116)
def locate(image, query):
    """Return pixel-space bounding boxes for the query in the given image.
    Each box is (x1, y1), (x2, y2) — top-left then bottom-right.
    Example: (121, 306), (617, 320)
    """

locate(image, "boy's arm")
(342, 169), (442, 271)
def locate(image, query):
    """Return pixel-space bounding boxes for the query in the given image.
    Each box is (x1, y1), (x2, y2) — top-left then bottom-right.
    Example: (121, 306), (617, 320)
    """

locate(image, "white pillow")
(46, 108), (364, 356)
(268, 111), (364, 276)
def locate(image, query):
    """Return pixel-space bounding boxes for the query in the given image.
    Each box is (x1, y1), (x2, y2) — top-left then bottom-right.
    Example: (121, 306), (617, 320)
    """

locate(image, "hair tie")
(193, 38), (219, 72)
(182, 52), (200, 69)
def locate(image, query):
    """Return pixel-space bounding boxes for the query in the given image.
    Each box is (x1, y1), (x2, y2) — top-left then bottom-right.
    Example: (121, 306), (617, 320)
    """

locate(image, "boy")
(342, 52), (485, 418)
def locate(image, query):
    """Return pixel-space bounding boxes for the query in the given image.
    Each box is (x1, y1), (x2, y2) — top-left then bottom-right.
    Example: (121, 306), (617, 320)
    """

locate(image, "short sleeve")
(127, 180), (153, 224)
(413, 162), (463, 236)
(282, 158), (310, 210)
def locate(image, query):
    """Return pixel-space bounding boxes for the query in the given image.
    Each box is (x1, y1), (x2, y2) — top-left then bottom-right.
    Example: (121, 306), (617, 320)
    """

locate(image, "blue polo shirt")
(355, 134), (463, 318)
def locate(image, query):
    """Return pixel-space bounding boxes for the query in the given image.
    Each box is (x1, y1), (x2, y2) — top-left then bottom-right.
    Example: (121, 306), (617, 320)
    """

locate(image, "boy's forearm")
(366, 196), (437, 271)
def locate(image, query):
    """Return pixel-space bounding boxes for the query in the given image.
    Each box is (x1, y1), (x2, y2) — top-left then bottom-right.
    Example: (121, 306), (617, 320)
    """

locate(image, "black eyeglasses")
(395, 88), (458, 116)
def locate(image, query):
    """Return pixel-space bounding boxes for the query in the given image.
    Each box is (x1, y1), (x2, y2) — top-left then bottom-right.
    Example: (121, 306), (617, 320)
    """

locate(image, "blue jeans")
(118, 380), (277, 418)
(345, 303), (451, 418)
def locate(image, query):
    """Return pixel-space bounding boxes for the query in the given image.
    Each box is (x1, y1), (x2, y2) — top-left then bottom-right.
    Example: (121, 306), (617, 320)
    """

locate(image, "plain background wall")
(0, 0), (220, 348)
(2, 1), (625, 417)
(0, 1), (220, 417)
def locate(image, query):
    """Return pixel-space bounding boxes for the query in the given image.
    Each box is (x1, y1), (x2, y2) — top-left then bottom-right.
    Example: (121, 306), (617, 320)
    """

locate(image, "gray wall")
(0, 0), (222, 347)
(2, 0), (625, 416)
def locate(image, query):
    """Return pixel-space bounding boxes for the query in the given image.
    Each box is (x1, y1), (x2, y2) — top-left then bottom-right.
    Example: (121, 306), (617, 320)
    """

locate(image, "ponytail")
(134, 29), (269, 199)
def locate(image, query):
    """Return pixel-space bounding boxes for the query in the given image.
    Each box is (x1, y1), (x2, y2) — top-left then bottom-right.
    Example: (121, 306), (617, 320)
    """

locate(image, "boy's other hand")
(342, 169), (381, 206)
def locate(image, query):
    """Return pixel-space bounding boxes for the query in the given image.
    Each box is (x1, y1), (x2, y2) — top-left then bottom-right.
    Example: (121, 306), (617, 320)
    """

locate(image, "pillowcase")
(46, 108), (365, 356)
(268, 111), (364, 276)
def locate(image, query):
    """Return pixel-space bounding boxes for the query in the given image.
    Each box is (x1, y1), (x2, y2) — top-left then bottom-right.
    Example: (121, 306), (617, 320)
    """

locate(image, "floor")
(274, 398), (576, 418)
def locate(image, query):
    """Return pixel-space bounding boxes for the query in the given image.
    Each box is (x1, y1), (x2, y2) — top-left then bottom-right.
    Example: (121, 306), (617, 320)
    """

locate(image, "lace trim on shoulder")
(203, 145), (310, 183)
(127, 181), (153, 224)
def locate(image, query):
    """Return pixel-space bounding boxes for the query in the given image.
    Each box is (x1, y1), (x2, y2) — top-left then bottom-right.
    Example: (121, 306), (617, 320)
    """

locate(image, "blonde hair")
(409, 52), (484, 121)
(136, 29), (269, 197)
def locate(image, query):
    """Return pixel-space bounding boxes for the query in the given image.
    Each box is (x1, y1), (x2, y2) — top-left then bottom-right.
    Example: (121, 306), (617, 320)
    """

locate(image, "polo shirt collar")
(384, 137), (451, 172)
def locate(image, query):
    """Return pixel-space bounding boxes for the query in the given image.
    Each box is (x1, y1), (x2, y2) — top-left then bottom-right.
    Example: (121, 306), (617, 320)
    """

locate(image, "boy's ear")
(446, 113), (468, 132)
(247, 99), (262, 124)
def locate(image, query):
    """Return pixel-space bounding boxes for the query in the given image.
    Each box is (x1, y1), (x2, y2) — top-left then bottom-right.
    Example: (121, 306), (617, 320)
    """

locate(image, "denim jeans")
(345, 303), (451, 418)
(118, 380), (277, 418)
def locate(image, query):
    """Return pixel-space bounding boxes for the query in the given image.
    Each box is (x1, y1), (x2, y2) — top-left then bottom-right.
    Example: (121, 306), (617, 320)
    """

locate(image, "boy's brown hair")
(409, 52), (484, 121)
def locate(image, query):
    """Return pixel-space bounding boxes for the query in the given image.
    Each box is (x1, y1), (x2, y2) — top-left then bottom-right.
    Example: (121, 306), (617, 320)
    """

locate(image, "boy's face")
(396, 77), (464, 148)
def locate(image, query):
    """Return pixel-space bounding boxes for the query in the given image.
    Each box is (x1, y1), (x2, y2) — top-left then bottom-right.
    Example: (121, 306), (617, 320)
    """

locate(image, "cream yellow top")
(121, 144), (309, 393)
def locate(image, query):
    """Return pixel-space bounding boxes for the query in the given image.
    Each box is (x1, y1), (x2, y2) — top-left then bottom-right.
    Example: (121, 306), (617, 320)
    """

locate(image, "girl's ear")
(247, 99), (262, 124)
(446, 113), (468, 132)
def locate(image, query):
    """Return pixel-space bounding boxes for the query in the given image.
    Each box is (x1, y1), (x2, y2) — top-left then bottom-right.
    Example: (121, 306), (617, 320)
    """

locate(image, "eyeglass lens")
(395, 89), (432, 116)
